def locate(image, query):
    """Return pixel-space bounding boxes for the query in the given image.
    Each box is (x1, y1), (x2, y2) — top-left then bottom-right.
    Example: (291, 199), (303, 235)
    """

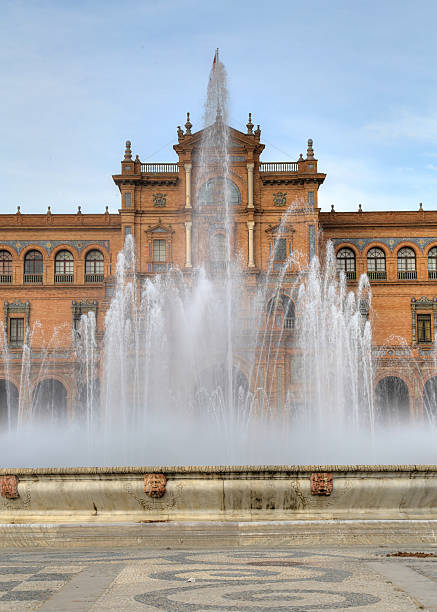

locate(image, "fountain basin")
(1, 465), (437, 524)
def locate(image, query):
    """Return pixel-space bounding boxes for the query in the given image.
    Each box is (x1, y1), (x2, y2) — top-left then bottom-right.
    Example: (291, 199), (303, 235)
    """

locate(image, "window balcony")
(55, 274), (73, 284)
(368, 271), (386, 280)
(0, 274), (12, 284)
(398, 270), (417, 280)
(85, 274), (104, 283)
(429, 270), (437, 280)
(24, 274), (43, 284)
(345, 271), (356, 280)
(152, 263), (168, 273)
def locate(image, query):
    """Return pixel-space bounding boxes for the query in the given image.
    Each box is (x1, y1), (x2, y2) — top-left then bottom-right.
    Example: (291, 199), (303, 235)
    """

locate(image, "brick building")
(0, 114), (436, 423)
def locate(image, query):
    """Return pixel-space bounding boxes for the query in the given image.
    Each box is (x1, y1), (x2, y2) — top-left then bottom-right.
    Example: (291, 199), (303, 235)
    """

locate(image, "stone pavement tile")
(91, 551), (421, 611)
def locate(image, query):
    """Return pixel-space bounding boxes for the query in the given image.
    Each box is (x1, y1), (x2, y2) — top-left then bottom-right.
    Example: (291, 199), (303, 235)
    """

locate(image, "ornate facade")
(0, 115), (436, 422)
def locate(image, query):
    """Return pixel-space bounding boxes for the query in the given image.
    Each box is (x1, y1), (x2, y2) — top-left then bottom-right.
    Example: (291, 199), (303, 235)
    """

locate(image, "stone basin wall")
(0, 465), (436, 523)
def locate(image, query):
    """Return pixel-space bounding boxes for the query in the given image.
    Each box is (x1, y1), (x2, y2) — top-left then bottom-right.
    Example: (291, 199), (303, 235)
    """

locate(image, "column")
(247, 221), (255, 268)
(185, 221), (192, 268)
(247, 162), (254, 209)
(185, 163), (192, 209)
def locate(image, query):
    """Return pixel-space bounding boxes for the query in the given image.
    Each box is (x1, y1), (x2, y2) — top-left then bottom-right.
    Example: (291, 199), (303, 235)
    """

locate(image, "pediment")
(146, 219), (174, 235)
(174, 124), (265, 155)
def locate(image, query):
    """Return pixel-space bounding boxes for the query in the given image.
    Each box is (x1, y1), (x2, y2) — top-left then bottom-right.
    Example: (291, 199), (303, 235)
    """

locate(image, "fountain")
(0, 53), (437, 544)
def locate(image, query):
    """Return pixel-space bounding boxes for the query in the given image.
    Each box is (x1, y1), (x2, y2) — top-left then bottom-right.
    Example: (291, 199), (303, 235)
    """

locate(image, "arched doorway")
(32, 379), (67, 422)
(0, 380), (18, 429)
(423, 376), (437, 423)
(195, 364), (249, 413)
(375, 376), (410, 425)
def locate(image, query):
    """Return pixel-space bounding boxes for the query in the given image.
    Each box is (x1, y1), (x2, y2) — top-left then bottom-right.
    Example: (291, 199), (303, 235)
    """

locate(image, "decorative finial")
(177, 125), (184, 141)
(306, 138), (314, 160)
(331, 204), (335, 212)
(298, 153), (304, 161)
(419, 202), (423, 211)
(254, 124), (261, 140)
(16, 205), (21, 213)
(185, 112), (192, 135)
(47, 205), (51, 214)
(124, 140), (132, 161)
(77, 205), (81, 213)
(246, 112), (254, 135)
(105, 205), (109, 213)
(135, 154), (140, 162)
(358, 203), (362, 212)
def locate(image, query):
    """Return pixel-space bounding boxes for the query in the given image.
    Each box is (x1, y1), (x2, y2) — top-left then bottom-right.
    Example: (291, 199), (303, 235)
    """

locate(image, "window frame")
(417, 313), (432, 343)
(9, 317), (24, 345)
(336, 247), (356, 279)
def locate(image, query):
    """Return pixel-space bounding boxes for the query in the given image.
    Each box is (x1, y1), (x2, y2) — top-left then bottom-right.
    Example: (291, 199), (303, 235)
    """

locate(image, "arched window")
(336, 247), (356, 280)
(55, 250), (74, 283)
(33, 379), (67, 423)
(397, 247), (416, 279)
(85, 250), (104, 282)
(423, 376), (437, 424)
(267, 295), (295, 330)
(428, 247), (437, 280)
(198, 177), (241, 207)
(375, 376), (410, 425)
(24, 250), (43, 283)
(0, 250), (12, 283)
(367, 247), (386, 280)
(0, 380), (18, 429)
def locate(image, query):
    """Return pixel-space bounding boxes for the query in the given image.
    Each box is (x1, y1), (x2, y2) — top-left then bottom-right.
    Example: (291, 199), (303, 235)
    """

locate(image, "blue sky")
(1, 0), (437, 213)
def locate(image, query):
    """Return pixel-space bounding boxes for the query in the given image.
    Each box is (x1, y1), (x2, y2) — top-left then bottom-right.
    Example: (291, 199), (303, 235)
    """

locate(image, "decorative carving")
(72, 299), (98, 330)
(144, 473), (167, 498)
(273, 192), (287, 207)
(1, 475), (19, 499)
(310, 472), (333, 496)
(332, 237), (437, 253)
(153, 193), (167, 208)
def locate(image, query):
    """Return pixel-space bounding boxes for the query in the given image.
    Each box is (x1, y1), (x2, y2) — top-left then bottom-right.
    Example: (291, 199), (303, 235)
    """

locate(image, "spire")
(213, 48), (219, 67)
(306, 138), (315, 160)
(254, 124), (261, 141)
(185, 112), (192, 135)
(124, 140), (132, 161)
(246, 112), (254, 135)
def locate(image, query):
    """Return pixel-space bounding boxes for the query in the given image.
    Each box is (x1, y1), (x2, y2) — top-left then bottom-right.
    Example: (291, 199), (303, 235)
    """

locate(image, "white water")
(1, 54), (435, 467)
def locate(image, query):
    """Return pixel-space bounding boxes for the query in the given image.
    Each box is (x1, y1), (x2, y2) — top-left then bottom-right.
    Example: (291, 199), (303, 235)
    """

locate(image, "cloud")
(365, 110), (437, 143)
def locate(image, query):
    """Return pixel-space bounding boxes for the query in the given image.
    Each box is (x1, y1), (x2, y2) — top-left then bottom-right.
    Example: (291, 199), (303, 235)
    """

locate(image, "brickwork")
(0, 118), (435, 420)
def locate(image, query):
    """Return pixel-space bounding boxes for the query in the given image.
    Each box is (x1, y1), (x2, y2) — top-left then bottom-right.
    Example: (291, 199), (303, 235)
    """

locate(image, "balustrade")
(259, 162), (298, 173)
(55, 274), (73, 284)
(85, 274), (104, 283)
(24, 274), (42, 284)
(368, 271), (386, 280)
(0, 274), (12, 284)
(141, 163), (179, 173)
(398, 270), (417, 280)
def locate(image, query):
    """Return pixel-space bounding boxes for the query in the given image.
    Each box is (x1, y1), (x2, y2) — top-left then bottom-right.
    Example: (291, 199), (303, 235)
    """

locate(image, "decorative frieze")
(144, 473), (167, 498)
(332, 237), (437, 253)
(310, 472), (333, 496)
(273, 192), (287, 207)
(153, 193), (167, 208)
(0, 240), (110, 255)
(1, 475), (19, 499)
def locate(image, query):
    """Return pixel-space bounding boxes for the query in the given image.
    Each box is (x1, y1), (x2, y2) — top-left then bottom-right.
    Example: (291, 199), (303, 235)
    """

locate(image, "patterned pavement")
(0, 547), (436, 610)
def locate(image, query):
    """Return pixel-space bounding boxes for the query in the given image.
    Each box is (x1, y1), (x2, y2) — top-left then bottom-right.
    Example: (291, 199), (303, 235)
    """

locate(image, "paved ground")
(0, 546), (436, 611)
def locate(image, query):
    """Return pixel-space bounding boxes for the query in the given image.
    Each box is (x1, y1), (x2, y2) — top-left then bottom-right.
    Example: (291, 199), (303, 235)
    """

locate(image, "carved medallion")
(310, 472), (333, 496)
(153, 193), (167, 208)
(144, 473), (167, 498)
(273, 192), (287, 207)
(1, 475), (19, 499)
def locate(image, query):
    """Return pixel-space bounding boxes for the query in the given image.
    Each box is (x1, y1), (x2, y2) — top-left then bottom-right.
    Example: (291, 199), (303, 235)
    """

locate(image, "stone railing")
(259, 162), (298, 173)
(0, 274), (12, 284)
(23, 274), (43, 284)
(54, 274), (73, 284)
(85, 274), (104, 283)
(398, 270), (417, 280)
(141, 163), (179, 173)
